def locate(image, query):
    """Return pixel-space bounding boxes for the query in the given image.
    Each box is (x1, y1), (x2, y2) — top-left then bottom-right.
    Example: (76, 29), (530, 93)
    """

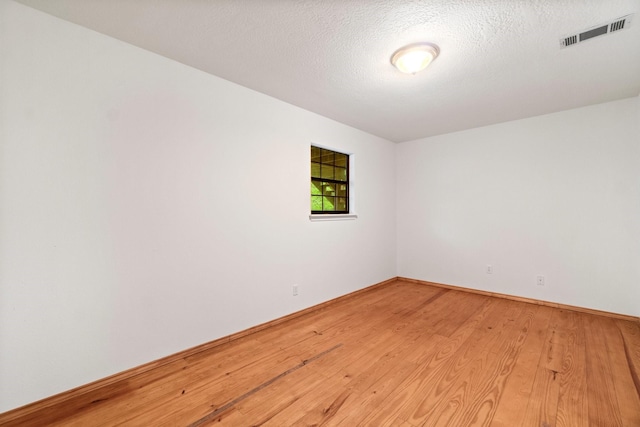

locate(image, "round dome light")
(391, 43), (440, 74)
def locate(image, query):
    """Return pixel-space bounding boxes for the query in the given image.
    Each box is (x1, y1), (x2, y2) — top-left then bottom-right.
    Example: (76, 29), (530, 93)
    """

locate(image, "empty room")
(1, 0), (639, 425)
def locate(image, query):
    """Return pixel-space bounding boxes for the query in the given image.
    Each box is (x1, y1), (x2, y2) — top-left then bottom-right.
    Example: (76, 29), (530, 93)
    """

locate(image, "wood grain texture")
(1, 278), (639, 426)
(399, 277), (640, 323)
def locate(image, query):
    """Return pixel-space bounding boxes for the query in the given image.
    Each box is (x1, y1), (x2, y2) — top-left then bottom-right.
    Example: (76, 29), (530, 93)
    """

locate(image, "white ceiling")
(16, 0), (640, 142)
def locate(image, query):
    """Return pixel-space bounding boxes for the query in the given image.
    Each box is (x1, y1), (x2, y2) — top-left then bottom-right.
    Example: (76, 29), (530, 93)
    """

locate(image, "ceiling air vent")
(560, 14), (634, 48)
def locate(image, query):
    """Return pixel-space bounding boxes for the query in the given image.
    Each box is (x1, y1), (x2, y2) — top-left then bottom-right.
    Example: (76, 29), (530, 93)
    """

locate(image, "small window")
(311, 146), (349, 214)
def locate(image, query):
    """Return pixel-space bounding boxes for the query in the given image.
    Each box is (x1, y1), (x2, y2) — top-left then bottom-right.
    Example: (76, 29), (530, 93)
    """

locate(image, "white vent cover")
(560, 14), (634, 48)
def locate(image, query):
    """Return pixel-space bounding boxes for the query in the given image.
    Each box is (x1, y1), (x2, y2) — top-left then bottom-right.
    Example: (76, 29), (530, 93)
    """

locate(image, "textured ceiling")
(16, 0), (640, 142)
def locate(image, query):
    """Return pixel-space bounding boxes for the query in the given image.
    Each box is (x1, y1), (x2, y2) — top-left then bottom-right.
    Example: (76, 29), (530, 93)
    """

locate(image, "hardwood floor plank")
(359, 296), (509, 425)
(523, 369), (561, 427)
(303, 288), (450, 382)
(615, 319), (640, 400)
(236, 370), (328, 425)
(251, 373), (349, 426)
(521, 308), (572, 427)
(601, 318), (640, 426)
(330, 336), (448, 426)
(583, 313), (624, 426)
(443, 305), (538, 426)
(553, 310), (589, 427)
(402, 302), (536, 426)
(428, 291), (490, 338)
(387, 418), (415, 427)
(129, 347), (304, 425)
(490, 305), (554, 427)
(288, 386), (354, 426)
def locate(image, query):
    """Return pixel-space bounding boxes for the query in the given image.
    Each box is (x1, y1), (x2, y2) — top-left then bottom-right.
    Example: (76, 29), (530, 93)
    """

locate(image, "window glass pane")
(335, 153), (348, 168)
(311, 162), (321, 178)
(311, 180), (322, 195)
(311, 146), (322, 162)
(310, 145), (349, 213)
(321, 165), (334, 179)
(323, 196), (335, 211)
(311, 196), (323, 211)
(321, 149), (335, 165)
(322, 182), (336, 196)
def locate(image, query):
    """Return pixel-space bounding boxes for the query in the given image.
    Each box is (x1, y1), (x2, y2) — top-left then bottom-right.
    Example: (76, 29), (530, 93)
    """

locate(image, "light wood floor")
(4, 279), (640, 426)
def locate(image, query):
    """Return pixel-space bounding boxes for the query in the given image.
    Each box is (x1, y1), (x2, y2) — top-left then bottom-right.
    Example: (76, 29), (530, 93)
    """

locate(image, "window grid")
(311, 146), (349, 214)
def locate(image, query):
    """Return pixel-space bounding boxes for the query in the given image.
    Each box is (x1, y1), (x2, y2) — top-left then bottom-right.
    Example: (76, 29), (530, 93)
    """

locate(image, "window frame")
(309, 144), (357, 221)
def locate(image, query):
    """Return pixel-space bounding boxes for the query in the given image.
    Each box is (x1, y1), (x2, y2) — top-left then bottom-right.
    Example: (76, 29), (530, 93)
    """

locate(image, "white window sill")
(309, 213), (358, 221)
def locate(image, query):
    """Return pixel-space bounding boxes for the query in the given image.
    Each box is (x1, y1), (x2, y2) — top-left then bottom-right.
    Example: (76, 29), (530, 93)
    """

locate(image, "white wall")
(0, 1), (396, 411)
(397, 96), (640, 317)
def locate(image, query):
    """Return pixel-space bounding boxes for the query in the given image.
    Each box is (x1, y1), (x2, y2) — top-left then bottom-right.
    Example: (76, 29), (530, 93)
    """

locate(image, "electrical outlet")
(292, 284), (299, 296)
(537, 275), (545, 286)
(486, 265), (493, 274)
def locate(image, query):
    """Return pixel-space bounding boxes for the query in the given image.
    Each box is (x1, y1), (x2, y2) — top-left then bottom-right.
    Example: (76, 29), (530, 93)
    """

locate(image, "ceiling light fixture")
(391, 43), (440, 74)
